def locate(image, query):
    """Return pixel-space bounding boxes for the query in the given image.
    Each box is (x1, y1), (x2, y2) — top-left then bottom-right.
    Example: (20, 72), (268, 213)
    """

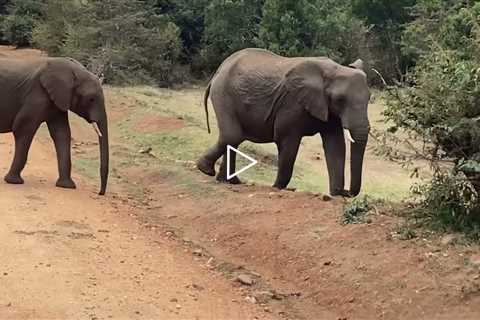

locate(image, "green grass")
(73, 158), (98, 180)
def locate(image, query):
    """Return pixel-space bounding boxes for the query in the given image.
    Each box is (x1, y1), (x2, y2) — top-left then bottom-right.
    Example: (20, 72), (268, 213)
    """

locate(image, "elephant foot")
(217, 175), (242, 185)
(196, 158), (216, 176)
(330, 189), (353, 197)
(4, 173), (24, 185)
(272, 183), (286, 190)
(56, 178), (77, 189)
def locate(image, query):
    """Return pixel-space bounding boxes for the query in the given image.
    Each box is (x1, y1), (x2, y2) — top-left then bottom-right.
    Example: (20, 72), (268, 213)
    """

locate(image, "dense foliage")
(385, 0), (480, 230)
(0, 0), (43, 47)
(0, 0), (418, 84)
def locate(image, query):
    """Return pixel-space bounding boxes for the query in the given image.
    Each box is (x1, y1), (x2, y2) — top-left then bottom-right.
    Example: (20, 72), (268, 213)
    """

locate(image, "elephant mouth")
(343, 128), (355, 143)
(91, 122), (103, 137)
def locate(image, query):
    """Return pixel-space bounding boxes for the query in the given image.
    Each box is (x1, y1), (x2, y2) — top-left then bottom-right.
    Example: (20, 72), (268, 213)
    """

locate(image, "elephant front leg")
(47, 112), (76, 189)
(4, 120), (41, 185)
(273, 136), (301, 189)
(320, 124), (348, 196)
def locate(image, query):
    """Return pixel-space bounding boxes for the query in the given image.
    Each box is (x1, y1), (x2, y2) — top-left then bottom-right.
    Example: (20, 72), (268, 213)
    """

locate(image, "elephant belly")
(240, 114), (275, 143)
(0, 68), (28, 133)
(245, 135), (274, 144)
(243, 126), (274, 143)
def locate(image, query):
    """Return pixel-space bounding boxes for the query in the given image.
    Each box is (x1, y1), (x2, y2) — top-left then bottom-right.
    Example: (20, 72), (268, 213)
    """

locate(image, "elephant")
(0, 57), (109, 195)
(197, 48), (370, 197)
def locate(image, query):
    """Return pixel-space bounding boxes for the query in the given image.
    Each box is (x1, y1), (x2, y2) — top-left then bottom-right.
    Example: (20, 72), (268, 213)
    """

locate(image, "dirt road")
(0, 132), (275, 319)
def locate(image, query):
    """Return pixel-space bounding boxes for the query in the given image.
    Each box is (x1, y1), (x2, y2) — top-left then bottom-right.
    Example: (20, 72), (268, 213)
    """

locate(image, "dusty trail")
(0, 134), (275, 319)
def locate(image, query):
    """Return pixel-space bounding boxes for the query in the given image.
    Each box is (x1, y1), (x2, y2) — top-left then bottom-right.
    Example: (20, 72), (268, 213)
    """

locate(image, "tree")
(352, 0), (417, 81)
(257, 0), (318, 56)
(200, 0), (262, 71)
(149, 0), (210, 64)
(70, 0), (182, 85)
(34, 0), (182, 86)
(313, 1), (372, 66)
(0, 0), (43, 47)
(0, 0), (10, 14)
(32, 0), (75, 55)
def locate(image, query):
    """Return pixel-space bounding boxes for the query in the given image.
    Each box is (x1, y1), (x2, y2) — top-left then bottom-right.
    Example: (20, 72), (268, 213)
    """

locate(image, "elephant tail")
(204, 82), (212, 134)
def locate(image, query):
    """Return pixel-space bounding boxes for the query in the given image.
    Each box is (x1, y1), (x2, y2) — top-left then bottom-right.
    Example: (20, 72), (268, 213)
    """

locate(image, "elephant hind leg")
(197, 151), (217, 176)
(216, 142), (243, 184)
(197, 116), (243, 178)
(4, 115), (41, 185)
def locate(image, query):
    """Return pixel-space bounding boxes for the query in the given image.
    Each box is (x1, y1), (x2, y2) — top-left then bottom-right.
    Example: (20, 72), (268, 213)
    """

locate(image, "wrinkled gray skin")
(0, 57), (109, 195)
(197, 48), (370, 197)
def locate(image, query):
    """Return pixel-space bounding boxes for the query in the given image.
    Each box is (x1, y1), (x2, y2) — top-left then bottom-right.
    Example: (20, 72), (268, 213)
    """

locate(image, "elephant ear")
(40, 59), (77, 112)
(284, 61), (329, 122)
(349, 59), (365, 71)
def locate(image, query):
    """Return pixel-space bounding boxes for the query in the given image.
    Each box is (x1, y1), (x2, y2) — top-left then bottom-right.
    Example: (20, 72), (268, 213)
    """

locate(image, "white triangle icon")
(227, 145), (258, 180)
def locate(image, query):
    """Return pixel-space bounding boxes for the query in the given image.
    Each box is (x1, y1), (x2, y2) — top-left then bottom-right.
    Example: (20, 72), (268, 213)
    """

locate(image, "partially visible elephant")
(0, 57), (109, 195)
(197, 48), (370, 197)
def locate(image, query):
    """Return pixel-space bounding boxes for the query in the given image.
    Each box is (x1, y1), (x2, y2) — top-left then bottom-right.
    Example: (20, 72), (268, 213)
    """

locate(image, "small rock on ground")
(440, 234), (458, 246)
(469, 254), (480, 267)
(236, 274), (255, 286)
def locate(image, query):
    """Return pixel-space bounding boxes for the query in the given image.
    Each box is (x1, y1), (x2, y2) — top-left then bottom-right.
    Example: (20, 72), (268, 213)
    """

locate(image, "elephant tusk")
(92, 122), (103, 137)
(344, 129), (355, 143)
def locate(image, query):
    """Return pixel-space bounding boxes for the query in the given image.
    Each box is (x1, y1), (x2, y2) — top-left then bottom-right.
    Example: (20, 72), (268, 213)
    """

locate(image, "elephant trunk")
(348, 128), (369, 197)
(96, 116), (109, 195)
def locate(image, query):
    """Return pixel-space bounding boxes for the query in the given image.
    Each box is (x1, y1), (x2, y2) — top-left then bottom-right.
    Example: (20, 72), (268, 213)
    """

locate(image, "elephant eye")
(89, 97), (95, 102)
(335, 96), (346, 107)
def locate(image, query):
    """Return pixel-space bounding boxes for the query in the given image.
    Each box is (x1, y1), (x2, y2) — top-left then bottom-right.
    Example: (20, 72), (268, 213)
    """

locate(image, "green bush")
(33, 0), (183, 86)
(0, 0), (43, 47)
(385, 1), (480, 233)
(314, 4), (372, 66)
(385, 49), (480, 191)
(352, 0), (417, 82)
(342, 196), (378, 225)
(256, 0), (318, 56)
(200, 0), (260, 72)
(411, 170), (480, 239)
(32, 0), (74, 55)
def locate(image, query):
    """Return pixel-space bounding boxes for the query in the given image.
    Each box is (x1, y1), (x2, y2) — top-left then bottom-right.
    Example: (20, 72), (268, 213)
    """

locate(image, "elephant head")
(40, 58), (109, 195)
(283, 58), (371, 196)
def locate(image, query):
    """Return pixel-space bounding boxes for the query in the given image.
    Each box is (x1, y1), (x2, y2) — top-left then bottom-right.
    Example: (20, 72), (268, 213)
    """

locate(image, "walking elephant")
(197, 48), (370, 197)
(0, 57), (109, 195)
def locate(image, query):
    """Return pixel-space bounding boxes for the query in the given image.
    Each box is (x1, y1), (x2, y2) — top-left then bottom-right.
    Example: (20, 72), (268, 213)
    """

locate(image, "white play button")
(227, 145), (258, 180)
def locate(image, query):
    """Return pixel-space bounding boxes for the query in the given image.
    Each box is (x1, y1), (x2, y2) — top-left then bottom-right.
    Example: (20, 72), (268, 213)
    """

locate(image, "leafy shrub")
(257, 0), (318, 57)
(342, 196), (378, 225)
(0, 0), (43, 47)
(352, 0), (417, 82)
(314, 5), (372, 66)
(32, 0), (74, 55)
(200, 0), (260, 72)
(256, 0), (373, 70)
(385, 1), (480, 234)
(33, 0), (183, 86)
(385, 48), (480, 194)
(411, 170), (480, 239)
